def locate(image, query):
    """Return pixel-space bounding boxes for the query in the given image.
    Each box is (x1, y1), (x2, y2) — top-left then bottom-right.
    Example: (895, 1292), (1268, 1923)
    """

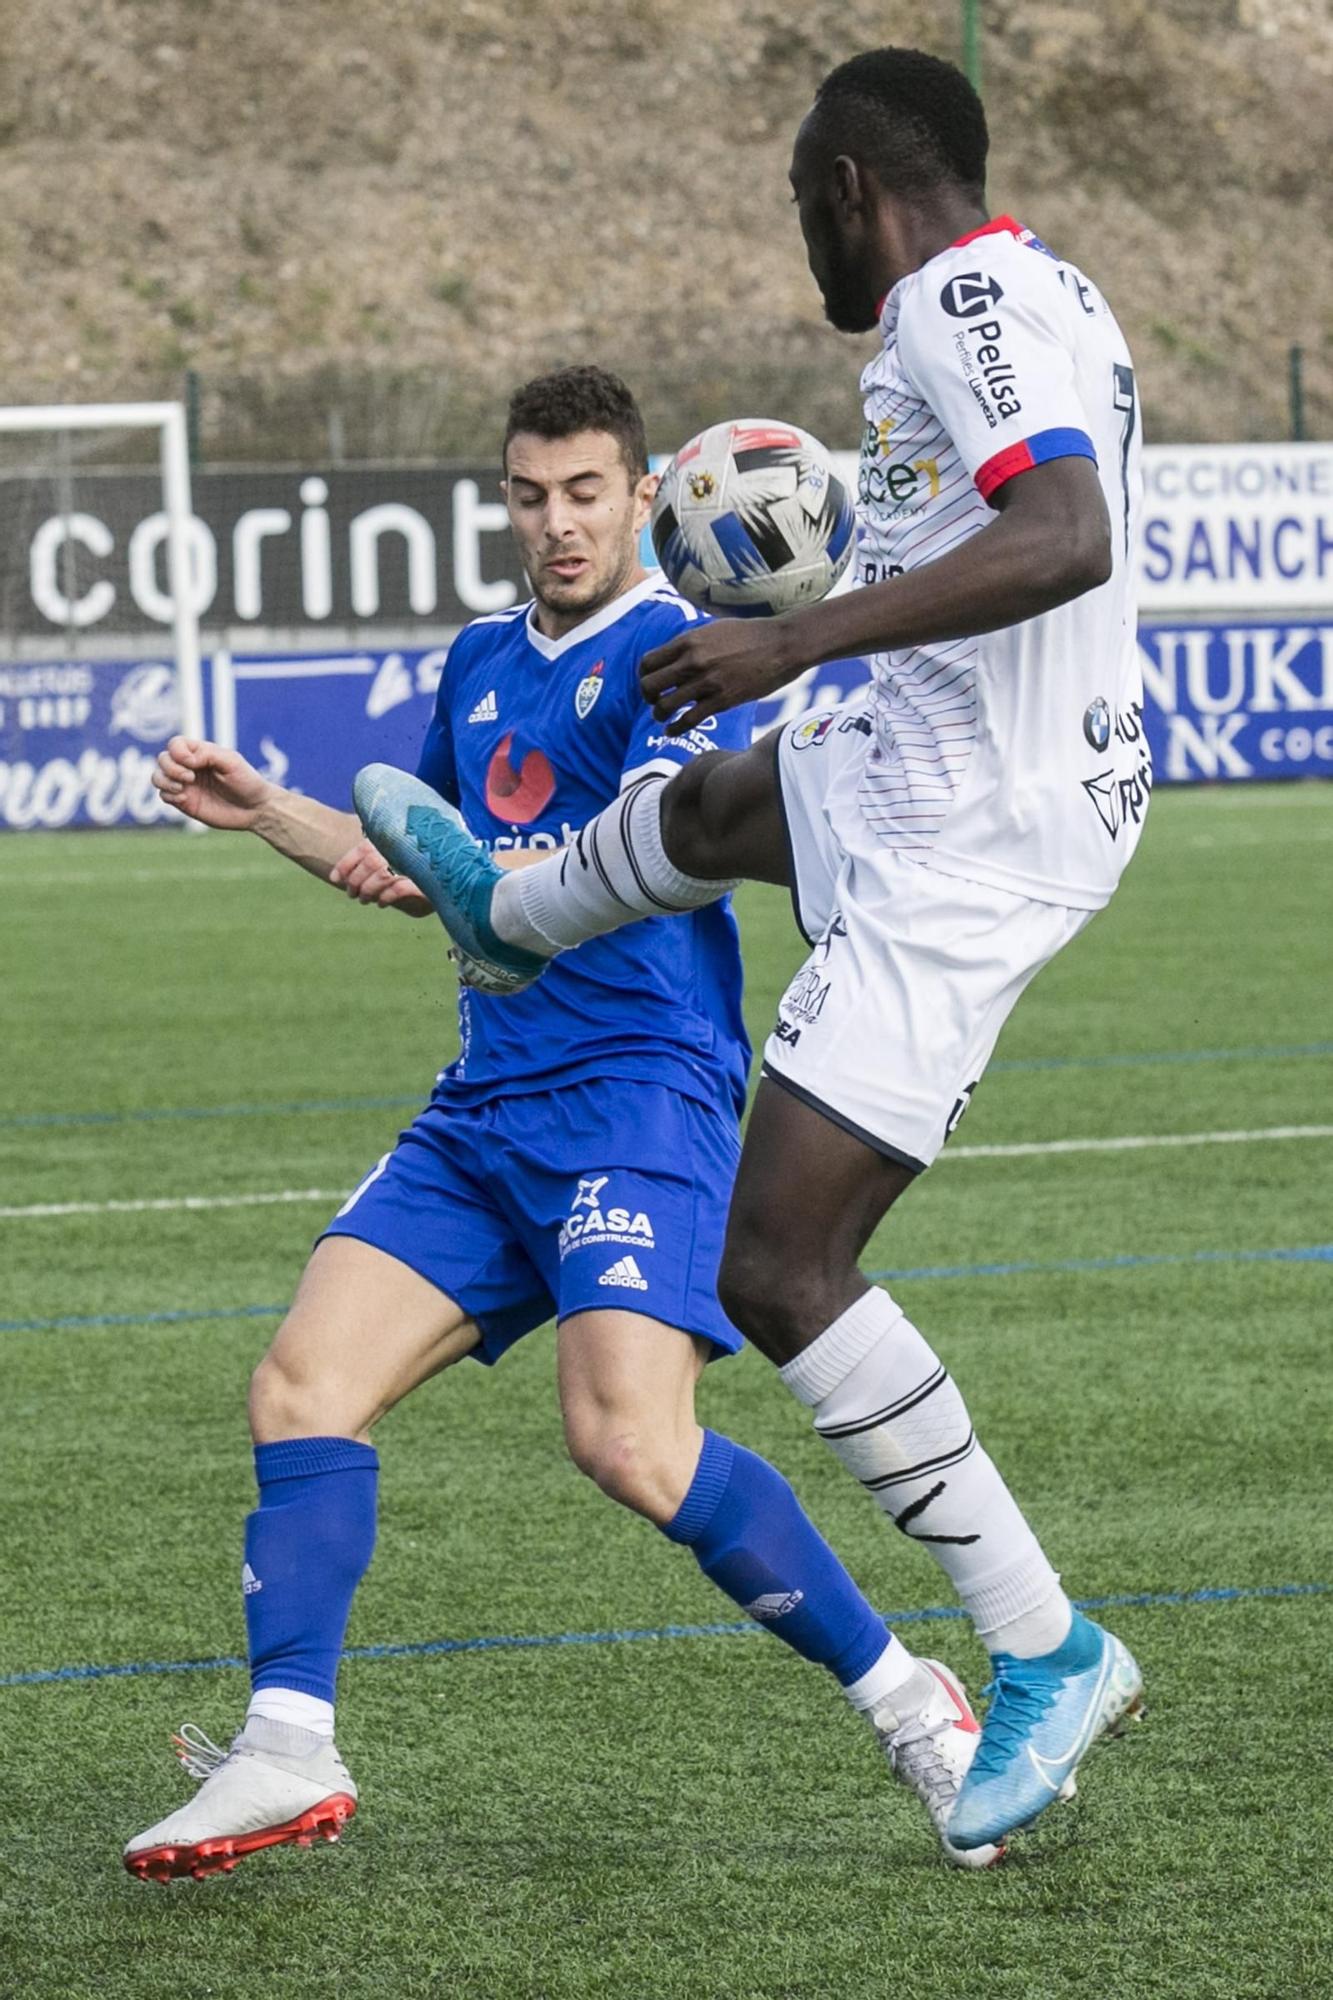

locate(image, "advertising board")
(2, 446), (1329, 826)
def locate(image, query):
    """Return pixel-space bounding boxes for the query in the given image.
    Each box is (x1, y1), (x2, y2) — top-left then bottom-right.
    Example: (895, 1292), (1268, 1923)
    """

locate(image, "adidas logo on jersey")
(241, 1562), (263, 1596)
(467, 690), (498, 724)
(598, 1255), (648, 1291)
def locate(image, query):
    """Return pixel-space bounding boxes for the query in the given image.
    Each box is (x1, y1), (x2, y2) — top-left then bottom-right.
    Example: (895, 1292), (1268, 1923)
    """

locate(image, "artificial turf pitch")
(2, 783), (1331, 2000)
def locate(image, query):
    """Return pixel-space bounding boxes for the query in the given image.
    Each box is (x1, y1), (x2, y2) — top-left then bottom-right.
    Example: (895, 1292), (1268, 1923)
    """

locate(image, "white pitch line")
(4, 1125), (1333, 1222)
(0, 1188), (343, 1220)
(946, 1124), (1333, 1161)
(0, 865), (278, 890)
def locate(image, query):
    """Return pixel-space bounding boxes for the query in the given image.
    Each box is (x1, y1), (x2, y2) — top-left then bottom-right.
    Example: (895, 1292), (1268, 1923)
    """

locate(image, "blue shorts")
(320, 1077), (743, 1364)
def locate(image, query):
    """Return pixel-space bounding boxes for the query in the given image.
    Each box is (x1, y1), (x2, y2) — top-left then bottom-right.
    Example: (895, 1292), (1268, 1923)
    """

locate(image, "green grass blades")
(2, 784), (1331, 2000)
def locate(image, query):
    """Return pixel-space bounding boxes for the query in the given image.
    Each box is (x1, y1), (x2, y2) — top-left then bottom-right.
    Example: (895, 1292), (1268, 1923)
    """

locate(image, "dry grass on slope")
(0, 0), (1327, 453)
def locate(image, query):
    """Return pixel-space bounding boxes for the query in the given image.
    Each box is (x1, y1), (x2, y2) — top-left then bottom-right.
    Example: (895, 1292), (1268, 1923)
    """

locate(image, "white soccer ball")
(650, 419), (856, 618)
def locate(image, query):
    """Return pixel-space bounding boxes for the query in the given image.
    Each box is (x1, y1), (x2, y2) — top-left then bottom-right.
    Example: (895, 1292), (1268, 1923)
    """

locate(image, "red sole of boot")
(124, 1793), (357, 1882)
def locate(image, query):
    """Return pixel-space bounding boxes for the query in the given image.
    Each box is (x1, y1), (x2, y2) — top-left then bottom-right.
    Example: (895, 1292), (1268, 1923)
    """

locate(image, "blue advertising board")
(1138, 617), (1333, 782)
(0, 655), (183, 830)
(217, 625), (1332, 810)
(211, 647), (453, 811)
(2, 621), (1330, 831)
(215, 646), (878, 813)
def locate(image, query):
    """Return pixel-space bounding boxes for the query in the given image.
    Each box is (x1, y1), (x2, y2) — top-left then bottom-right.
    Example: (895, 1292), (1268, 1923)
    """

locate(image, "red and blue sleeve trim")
(974, 426), (1097, 502)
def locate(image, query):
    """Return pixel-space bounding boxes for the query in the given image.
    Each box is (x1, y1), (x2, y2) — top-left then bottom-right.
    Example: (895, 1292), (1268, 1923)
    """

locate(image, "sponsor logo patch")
(791, 713), (835, 750)
(1083, 696), (1112, 752)
(1080, 703), (1153, 839)
(598, 1255), (648, 1291)
(745, 1590), (805, 1621)
(776, 913), (846, 1033)
(940, 271), (1005, 319)
(952, 316), (1022, 426)
(485, 732), (557, 824)
(1082, 764), (1152, 840)
(560, 1176), (656, 1261)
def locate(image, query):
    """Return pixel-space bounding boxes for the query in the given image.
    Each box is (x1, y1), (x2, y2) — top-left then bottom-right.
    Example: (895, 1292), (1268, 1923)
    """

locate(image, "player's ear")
(632, 471), (658, 530)
(833, 152), (865, 217)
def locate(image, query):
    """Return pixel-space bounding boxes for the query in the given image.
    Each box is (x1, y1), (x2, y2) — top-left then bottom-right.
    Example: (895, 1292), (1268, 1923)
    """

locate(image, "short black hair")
(503, 365), (649, 485)
(808, 47), (989, 200)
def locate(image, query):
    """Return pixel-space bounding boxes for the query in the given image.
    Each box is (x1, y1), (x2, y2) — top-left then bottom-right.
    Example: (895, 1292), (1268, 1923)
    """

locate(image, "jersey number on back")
(1111, 364), (1138, 558)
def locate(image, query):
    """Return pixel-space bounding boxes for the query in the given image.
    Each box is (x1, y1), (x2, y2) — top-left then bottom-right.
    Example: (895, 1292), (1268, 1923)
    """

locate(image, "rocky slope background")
(0, 0), (1328, 459)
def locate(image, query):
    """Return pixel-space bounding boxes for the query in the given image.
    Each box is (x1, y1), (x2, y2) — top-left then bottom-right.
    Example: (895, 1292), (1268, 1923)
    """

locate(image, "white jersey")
(854, 216), (1150, 910)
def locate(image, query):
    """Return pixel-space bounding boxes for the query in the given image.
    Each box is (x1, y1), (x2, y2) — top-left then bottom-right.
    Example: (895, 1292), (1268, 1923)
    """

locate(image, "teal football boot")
(947, 1612), (1144, 1850)
(354, 763), (549, 995)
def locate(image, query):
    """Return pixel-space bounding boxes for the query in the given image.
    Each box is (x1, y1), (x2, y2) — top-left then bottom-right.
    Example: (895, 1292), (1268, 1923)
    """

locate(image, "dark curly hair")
(503, 366), (649, 485)
(809, 47), (989, 200)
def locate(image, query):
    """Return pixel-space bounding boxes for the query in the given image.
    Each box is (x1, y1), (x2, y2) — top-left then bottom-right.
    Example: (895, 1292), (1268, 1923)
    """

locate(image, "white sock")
(841, 1633), (922, 1715)
(245, 1687), (336, 1739)
(492, 776), (735, 956)
(780, 1289), (1073, 1660)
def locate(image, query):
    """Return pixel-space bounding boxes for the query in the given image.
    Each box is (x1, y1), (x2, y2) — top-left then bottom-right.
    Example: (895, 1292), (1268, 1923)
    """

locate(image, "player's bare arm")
(641, 455), (1111, 730)
(152, 735), (430, 912)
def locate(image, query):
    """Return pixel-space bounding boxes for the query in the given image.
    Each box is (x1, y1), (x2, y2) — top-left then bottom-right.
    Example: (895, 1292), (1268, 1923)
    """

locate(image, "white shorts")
(765, 704), (1091, 1172)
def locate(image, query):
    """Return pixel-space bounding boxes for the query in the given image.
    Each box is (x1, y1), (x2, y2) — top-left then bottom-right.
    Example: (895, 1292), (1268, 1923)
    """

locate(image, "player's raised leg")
(355, 730), (787, 991)
(718, 1078), (1142, 1851)
(556, 1308), (1002, 1868)
(124, 1238), (480, 1881)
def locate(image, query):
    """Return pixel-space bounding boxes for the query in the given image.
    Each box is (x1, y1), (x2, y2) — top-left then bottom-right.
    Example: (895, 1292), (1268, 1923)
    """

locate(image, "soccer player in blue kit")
(126, 368), (999, 1882)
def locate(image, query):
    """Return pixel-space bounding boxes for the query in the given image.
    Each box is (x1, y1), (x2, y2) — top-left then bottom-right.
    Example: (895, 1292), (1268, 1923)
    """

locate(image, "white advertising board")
(1127, 443), (1330, 612)
(837, 442), (1333, 612)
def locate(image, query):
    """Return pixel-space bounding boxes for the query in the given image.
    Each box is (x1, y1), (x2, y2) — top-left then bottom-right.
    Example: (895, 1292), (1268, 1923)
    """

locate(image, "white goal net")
(0, 403), (203, 831)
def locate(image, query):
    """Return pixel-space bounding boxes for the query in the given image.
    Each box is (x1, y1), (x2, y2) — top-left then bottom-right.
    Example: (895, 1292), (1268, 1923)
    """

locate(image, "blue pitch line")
(1, 1583), (1326, 1691)
(5, 1242), (1332, 1338)
(988, 1040), (1333, 1076)
(0, 1092), (423, 1131)
(0, 1303), (287, 1335)
(8, 1041), (1332, 1131)
(866, 1243), (1333, 1284)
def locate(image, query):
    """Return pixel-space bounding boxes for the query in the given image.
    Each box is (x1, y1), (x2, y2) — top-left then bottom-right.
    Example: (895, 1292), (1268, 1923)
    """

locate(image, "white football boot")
(123, 1718), (357, 1882)
(869, 1659), (1004, 1869)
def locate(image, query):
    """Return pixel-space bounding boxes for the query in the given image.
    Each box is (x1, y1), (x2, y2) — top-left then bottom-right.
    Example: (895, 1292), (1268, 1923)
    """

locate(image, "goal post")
(0, 400), (206, 831)
(0, 400), (204, 737)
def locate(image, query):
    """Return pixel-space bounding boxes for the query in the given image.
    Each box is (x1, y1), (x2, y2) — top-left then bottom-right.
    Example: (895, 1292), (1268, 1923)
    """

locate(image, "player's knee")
(717, 1236), (843, 1360)
(659, 760), (735, 880)
(249, 1345), (358, 1443)
(564, 1417), (684, 1525)
(249, 1350), (308, 1440)
(716, 1252), (782, 1344)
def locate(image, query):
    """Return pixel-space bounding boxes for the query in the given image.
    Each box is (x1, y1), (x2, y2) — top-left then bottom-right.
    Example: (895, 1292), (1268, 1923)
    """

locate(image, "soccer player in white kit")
(361, 48), (1149, 1853)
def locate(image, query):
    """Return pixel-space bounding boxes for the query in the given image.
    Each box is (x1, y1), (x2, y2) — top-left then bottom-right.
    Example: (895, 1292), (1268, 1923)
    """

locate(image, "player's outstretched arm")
(152, 736), (276, 831)
(153, 735), (421, 908)
(641, 457), (1112, 733)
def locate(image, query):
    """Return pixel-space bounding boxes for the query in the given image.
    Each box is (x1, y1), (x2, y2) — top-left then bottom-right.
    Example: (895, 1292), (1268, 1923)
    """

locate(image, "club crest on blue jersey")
(574, 659), (605, 721)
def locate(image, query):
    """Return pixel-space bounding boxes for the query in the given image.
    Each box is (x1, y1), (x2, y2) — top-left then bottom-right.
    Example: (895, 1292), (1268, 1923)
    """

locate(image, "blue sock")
(243, 1436), (379, 1702)
(663, 1430), (890, 1686)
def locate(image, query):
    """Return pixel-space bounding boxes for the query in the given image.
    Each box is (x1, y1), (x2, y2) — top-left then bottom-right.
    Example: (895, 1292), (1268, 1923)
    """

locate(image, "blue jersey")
(416, 573), (754, 1121)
